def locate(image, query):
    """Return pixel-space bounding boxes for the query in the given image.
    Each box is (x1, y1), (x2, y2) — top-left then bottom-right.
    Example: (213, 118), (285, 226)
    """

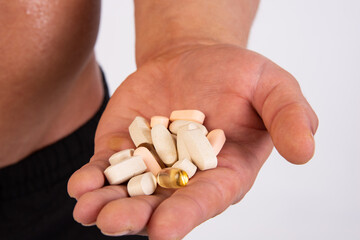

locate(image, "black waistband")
(0, 69), (110, 200)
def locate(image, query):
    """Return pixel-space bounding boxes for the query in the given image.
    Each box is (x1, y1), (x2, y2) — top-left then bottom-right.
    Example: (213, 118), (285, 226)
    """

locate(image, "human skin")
(0, 0), (103, 168)
(68, 1), (318, 239)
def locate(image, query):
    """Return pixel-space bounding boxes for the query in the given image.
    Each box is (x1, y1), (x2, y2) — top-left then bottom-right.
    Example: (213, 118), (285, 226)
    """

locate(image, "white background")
(95, 1), (360, 239)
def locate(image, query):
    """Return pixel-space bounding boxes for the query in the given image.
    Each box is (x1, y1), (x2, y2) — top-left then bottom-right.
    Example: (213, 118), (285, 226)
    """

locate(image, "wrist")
(134, 0), (259, 67)
(136, 38), (231, 67)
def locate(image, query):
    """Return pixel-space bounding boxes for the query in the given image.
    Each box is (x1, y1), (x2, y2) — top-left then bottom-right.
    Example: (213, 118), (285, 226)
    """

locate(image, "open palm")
(68, 44), (318, 239)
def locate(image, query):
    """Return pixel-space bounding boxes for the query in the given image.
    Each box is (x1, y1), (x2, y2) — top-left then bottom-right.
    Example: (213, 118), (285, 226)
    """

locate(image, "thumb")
(252, 62), (318, 164)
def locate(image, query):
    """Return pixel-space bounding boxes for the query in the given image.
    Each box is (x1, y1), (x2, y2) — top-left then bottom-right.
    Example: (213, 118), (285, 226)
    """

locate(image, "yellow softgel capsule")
(157, 168), (189, 188)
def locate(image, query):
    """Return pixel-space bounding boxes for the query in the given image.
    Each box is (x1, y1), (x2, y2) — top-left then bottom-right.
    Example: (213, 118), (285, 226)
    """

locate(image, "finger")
(73, 185), (128, 226)
(67, 158), (108, 200)
(147, 143), (262, 240)
(147, 170), (243, 240)
(96, 192), (169, 236)
(67, 134), (133, 200)
(67, 81), (156, 200)
(252, 61), (319, 164)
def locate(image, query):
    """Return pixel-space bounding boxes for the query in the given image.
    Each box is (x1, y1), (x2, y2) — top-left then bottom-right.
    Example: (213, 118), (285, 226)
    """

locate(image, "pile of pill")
(103, 110), (226, 197)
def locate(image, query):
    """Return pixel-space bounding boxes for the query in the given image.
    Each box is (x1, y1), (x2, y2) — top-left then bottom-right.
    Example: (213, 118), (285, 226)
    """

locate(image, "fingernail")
(81, 222), (96, 227)
(101, 230), (130, 236)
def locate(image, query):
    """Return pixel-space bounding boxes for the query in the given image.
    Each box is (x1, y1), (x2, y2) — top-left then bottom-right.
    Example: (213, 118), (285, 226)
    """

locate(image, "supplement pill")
(157, 168), (188, 188)
(129, 116), (152, 147)
(206, 129), (226, 156)
(170, 110), (205, 124)
(109, 149), (134, 165)
(133, 147), (162, 175)
(151, 124), (177, 166)
(127, 172), (157, 197)
(172, 158), (197, 178)
(150, 116), (170, 128)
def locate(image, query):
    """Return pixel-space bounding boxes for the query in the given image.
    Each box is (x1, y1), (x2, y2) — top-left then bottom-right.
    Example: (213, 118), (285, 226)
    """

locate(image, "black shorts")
(0, 70), (148, 240)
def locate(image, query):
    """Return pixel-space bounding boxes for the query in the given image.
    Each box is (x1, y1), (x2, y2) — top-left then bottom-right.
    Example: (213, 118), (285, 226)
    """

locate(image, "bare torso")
(0, 0), (103, 167)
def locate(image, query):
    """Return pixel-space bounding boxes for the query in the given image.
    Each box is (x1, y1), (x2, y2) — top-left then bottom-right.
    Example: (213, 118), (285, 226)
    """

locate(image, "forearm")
(134, 0), (259, 66)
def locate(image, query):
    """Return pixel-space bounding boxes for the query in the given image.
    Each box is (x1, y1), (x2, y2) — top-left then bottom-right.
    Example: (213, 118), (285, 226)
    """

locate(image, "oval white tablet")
(169, 120), (208, 135)
(129, 116), (152, 147)
(109, 149), (134, 165)
(151, 124), (177, 166)
(172, 158), (197, 178)
(127, 172), (157, 197)
(182, 128), (217, 170)
(104, 156), (147, 185)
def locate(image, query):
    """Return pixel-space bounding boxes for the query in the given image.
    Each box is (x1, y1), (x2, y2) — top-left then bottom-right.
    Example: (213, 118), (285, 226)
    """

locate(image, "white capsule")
(109, 149), (134, 165)
(129, 116), (152, 147)
(151, 124), (177, 166)
(182, 128), (217, 170)
(172, 158), (197, 178)
(177, 127), (191, 161)
(127, 172), (157, 197)
(104, 156), (147, 185)
(169, 120), (208, 135)
(176, 123), (199, 161)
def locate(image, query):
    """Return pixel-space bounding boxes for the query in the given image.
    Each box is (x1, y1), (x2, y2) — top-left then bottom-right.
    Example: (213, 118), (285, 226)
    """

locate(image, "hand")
(67, 44), (318, 239)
